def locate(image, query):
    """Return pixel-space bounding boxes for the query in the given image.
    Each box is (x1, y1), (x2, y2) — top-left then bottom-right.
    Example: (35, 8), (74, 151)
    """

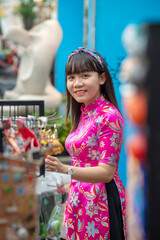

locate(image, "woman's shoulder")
(98, 100), (124, 125)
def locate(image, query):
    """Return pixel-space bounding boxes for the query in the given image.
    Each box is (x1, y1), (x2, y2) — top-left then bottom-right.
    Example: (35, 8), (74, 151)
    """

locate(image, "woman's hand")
(45, 155), (68, 174)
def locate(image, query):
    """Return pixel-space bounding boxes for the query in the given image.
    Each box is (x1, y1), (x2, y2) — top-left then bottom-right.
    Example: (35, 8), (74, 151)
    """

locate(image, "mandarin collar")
(80, 95), (106, 114)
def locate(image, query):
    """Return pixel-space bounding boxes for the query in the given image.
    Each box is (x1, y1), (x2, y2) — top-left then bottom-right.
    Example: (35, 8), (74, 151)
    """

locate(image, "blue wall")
(95, 0), (160, 186)
(56, 0), (84, 93)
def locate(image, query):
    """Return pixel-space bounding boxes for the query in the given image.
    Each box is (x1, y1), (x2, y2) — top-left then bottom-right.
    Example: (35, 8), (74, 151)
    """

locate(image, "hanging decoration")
(119, 23), (149, 240)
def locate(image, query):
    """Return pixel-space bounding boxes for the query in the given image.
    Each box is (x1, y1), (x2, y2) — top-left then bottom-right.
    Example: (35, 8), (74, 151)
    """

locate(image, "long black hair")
(65, 50), (120, 131)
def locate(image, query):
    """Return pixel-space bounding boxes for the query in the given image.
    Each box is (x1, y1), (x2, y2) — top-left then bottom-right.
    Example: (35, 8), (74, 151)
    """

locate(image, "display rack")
(0, 100), (45, 176)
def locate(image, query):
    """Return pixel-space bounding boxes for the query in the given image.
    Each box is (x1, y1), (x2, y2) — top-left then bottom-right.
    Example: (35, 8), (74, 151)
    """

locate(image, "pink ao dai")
(65, 95), (127, 240)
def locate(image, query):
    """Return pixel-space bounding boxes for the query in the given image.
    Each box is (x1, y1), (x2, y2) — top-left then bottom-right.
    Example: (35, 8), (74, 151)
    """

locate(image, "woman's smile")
(74, 90), (87, 96)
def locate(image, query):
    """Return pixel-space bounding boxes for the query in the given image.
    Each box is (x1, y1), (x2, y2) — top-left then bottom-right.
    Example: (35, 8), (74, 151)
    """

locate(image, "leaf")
(95, 184), (100, 195)
(76, 233), (80, 240)
(99, 185), (105, 197)
(100, 236), (104, 240)
(91, 185), (96, 196)
(102, 217), (108, 221)
(103, 109), (116, 116)
(71, 233), (75, 240)
(78, 219), (84, 232)
(83, 191), (96, 200)
(97, 202), (108, 211)
(68, 205), (72, 213)
(108, 120), (121, 132)
(100, 150), (107, 159)
(101, 221), (108, 227)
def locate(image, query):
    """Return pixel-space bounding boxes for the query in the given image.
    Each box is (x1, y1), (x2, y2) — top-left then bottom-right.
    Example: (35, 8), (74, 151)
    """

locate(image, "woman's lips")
(75, 90), (86, 96)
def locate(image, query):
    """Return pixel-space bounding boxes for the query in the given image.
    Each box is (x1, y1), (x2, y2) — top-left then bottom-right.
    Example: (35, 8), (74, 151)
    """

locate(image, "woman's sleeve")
(97, 113), (124, 167)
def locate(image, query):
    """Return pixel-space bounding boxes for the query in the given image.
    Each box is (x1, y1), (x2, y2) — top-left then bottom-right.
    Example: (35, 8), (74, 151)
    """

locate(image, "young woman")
(45, 47), (127, 240)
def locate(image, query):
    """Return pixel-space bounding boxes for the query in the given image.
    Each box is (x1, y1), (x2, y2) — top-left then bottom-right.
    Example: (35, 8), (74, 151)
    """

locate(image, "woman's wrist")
(61, 165), (78, 176)
(61, 164), (68, 174)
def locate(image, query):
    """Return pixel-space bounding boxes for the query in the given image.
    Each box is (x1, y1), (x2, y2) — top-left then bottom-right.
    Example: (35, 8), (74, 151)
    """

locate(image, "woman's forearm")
(45, 155), (116, 183)
(64, 164), (116, 183)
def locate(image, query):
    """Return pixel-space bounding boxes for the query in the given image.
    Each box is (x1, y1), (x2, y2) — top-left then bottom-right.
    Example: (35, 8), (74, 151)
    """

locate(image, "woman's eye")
(67, 75), (74, 80)
(82, 74), (88, 78)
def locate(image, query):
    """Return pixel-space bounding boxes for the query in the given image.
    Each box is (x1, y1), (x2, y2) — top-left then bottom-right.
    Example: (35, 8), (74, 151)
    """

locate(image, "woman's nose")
(74, 77), (83, 87)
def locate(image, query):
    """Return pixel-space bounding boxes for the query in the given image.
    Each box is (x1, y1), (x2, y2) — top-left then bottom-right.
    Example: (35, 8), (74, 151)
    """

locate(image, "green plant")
(17, 0), (36, 29)
(44, 108), (57, 117)
(18, 0), (35, 20)
(57, 119), (72, 146)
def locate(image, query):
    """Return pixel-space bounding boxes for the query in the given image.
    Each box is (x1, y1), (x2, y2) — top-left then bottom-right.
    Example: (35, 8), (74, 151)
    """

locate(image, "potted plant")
(17, 0), (36, 30)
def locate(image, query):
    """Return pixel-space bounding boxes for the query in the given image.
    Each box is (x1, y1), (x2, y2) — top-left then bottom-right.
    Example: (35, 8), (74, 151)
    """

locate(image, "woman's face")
(66, 71), (105, 106)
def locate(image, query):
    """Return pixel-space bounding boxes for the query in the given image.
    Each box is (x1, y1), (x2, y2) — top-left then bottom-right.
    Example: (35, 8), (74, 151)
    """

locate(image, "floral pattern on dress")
(86, 201), (99, 218)
(110, 133), (121, 150)
(86, 221), (99, 237)
(65, 95), (127, 240)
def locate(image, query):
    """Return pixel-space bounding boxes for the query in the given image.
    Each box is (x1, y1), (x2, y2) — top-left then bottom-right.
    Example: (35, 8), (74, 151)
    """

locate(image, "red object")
(28, 175), (33, 182)
(123, 91), (148, 126)
(2, 119), (11, 129)
(18, 126), (39, 147)
(7, 54), (13, 64)
(16, 123), (39, 149)
(127, 133), (148, 164)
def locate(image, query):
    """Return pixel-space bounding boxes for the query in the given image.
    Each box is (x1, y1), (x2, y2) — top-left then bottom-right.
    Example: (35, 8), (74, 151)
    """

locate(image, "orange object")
(123, 91), (148, 126)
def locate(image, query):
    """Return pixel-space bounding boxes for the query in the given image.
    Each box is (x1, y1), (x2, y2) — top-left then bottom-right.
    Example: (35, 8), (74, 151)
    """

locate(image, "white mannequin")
(3, 19), (63, 110)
